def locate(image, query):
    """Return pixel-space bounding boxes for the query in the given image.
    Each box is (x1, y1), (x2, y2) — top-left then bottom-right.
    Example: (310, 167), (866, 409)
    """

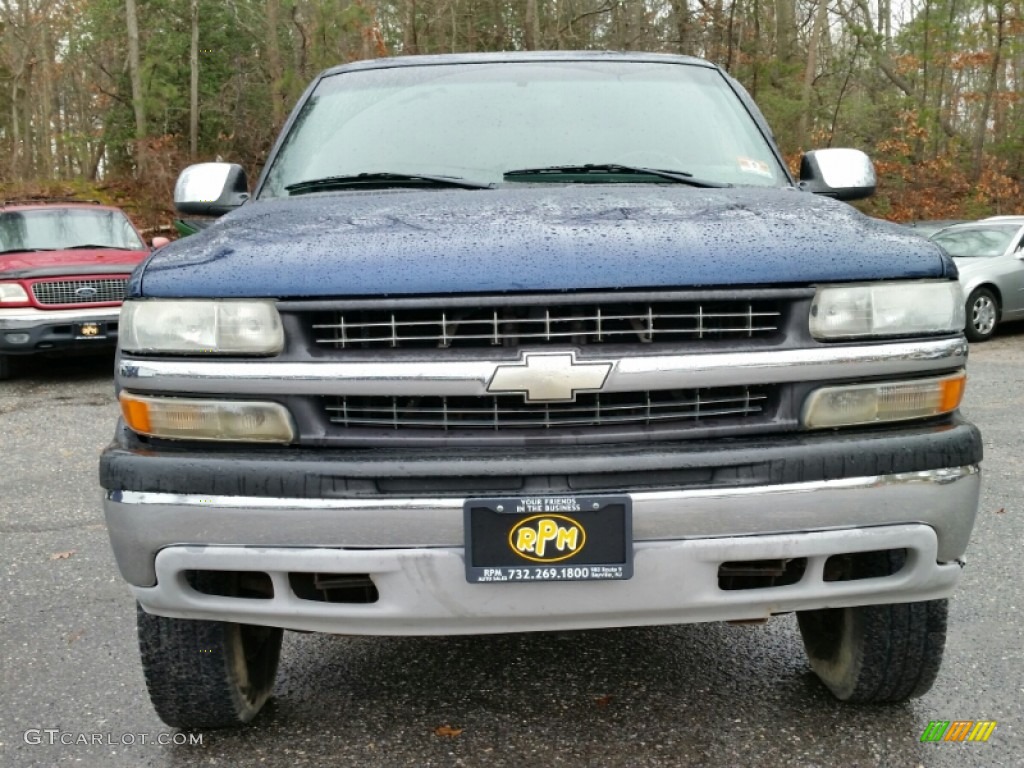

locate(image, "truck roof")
(1, 199), (122, 214)
(319, 50), (718, 79)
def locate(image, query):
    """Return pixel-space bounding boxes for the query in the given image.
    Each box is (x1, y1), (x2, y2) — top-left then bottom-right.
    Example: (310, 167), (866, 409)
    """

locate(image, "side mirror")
(798, 148), (876, 201)
(151, 236), (171, 249)
(174, 162), (249, 216)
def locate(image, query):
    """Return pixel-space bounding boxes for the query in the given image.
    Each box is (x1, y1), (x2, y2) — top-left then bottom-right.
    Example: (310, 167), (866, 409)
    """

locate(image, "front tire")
(796, 550), (948, 703)
(965, 287), (998, 342)
(0, 354), (11, 380)
(137, 573), (282, 728)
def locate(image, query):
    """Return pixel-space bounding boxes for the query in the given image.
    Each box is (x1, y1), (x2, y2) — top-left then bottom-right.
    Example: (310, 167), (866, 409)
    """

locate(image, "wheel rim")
(972, 296), (996, 335)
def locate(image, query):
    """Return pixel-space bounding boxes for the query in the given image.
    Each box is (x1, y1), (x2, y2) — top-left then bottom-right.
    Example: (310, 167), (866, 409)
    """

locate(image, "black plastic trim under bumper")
(0, 319), (119, 354)
(100, 417), (982, 499)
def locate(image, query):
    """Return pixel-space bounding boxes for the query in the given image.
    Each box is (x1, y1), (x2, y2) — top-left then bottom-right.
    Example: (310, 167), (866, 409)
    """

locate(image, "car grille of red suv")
(31, 278), (128, 305)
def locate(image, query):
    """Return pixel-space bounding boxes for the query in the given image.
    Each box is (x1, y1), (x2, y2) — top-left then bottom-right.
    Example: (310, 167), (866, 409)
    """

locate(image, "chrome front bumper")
(106, 465), (981, 635)
(0, 306), (121, 329)
(132, 525), (961, 635)
(0, 306), (121, 353)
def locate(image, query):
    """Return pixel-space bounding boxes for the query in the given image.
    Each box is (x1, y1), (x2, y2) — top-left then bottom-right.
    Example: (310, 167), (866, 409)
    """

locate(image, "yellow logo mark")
(968, 721), (998, 742)
(80, 323), (99, 336)
(508, 514), (586, 563)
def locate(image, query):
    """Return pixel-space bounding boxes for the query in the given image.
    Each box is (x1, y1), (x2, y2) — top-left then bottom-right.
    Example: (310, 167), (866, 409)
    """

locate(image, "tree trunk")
(670, 0), (689, 54)
(23, 61), (35, 178)
(10, 83), (21, 180)
(190, 0), (199, 160)
(125, 0), (146, 175)
(800, 0), (829, 147)
(402, 0), (418, 54)
(971, 2), (1005, 181)
(39, 23), (55, 180)
(266, 0), (285, 128)
(89, 140), (107, 182)
(525, 0), (541, 50)
(775, 0), (795, 64)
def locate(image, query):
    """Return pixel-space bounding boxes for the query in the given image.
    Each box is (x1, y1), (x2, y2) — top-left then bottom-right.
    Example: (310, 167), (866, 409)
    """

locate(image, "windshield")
(260, 60), (786, 198)
(931, 224), (1021, 258)
(0, 208), (144, 253)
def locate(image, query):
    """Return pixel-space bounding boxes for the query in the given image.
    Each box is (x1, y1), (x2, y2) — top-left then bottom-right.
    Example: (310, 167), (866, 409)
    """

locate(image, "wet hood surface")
(137, 186), (953, 298)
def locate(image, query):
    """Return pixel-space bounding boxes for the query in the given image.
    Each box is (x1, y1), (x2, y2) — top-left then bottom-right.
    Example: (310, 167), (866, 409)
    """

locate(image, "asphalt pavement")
(1, 334), (1021, 768)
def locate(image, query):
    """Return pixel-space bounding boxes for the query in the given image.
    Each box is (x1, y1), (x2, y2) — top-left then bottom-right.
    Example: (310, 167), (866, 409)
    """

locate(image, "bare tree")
(266, 0), (285, 127)
(800, 0), (830, 146)
(525, 0), (541, 49)
(125, 0), (147, 174)
(190, 0), (200, 160)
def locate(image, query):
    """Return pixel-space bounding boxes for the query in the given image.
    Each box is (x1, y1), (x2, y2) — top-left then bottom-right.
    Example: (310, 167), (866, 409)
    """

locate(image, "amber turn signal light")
(119, 392), (295, 443)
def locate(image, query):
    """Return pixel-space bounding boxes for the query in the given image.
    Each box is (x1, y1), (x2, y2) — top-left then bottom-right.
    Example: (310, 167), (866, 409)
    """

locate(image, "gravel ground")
(0, 333), (1020, 767)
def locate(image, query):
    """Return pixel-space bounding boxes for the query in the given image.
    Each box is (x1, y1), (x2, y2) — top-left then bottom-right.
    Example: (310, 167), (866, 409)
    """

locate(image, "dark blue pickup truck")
(100, 52), (981, 728)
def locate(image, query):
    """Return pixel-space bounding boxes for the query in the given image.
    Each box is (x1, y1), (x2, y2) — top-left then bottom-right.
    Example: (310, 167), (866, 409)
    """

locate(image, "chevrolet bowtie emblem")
(487, 352), (613, 402)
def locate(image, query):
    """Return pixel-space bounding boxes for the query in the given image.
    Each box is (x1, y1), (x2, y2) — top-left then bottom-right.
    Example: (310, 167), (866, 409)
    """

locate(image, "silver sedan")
(930, 216), (1024, 341)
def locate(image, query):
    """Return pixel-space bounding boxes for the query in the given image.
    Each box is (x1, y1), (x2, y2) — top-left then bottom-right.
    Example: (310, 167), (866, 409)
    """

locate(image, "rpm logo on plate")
(508, 514), (586, 563)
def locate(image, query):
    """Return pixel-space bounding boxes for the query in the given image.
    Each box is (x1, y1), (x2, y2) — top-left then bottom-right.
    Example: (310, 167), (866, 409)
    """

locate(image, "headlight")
(810, 281), (964, 339)
(120, 299), (283, 355)
(0, 283), (30, 305)
(802, 372), (966, 429)
(120, 393), (295, 442)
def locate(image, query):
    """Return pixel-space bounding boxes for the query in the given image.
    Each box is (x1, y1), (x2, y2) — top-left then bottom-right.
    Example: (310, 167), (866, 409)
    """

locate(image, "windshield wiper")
(286, 172), (493, 195)
(0, 247), (56, 255)
(503, 163), (731, 188)
(64, 244), (125, 250)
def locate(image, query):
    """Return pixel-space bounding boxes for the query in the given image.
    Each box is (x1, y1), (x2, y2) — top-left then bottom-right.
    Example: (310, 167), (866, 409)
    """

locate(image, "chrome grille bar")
(334, 394), (762, 415)
(311, 301), (783, 349)
(324, 388), (769, 431)
(116, 339), (970, 397)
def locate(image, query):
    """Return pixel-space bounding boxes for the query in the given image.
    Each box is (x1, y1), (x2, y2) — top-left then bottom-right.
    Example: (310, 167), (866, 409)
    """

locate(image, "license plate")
(74, 322), (106, 340)
(464, 495), (632, 583)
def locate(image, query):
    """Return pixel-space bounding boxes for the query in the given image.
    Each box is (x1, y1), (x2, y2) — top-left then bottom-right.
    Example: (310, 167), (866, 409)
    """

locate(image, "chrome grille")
(324, 387), (769, 431)
(311, 300), (783, 349)
(31, 278), (127, 305)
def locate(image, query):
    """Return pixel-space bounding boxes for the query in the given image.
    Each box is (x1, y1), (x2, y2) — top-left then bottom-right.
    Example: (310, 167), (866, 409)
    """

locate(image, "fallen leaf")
(50, 550), (76, 560)
(594, 695), (613, 708)
(67, 629), (86, 644)
(434, 725), (463, 738)
(995, 508), (1006, 514)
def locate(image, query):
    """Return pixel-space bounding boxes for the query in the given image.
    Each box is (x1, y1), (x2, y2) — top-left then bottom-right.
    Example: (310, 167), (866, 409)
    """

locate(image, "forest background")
(1, 0), (1021, 234)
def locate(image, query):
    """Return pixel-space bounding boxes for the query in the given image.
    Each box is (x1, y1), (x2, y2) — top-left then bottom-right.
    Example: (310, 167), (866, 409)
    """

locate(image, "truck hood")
(136, 186), (954, 298)
(1, 247), (148, 278)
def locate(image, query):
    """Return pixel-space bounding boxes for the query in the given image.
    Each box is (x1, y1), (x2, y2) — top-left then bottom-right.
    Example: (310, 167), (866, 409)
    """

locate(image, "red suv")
(0, 200), (160, 379)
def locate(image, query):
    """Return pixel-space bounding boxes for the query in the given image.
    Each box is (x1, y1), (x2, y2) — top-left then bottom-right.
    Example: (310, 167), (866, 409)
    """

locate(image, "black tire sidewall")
(136, 571), (283, 728)
(796, 550), (948, 703)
